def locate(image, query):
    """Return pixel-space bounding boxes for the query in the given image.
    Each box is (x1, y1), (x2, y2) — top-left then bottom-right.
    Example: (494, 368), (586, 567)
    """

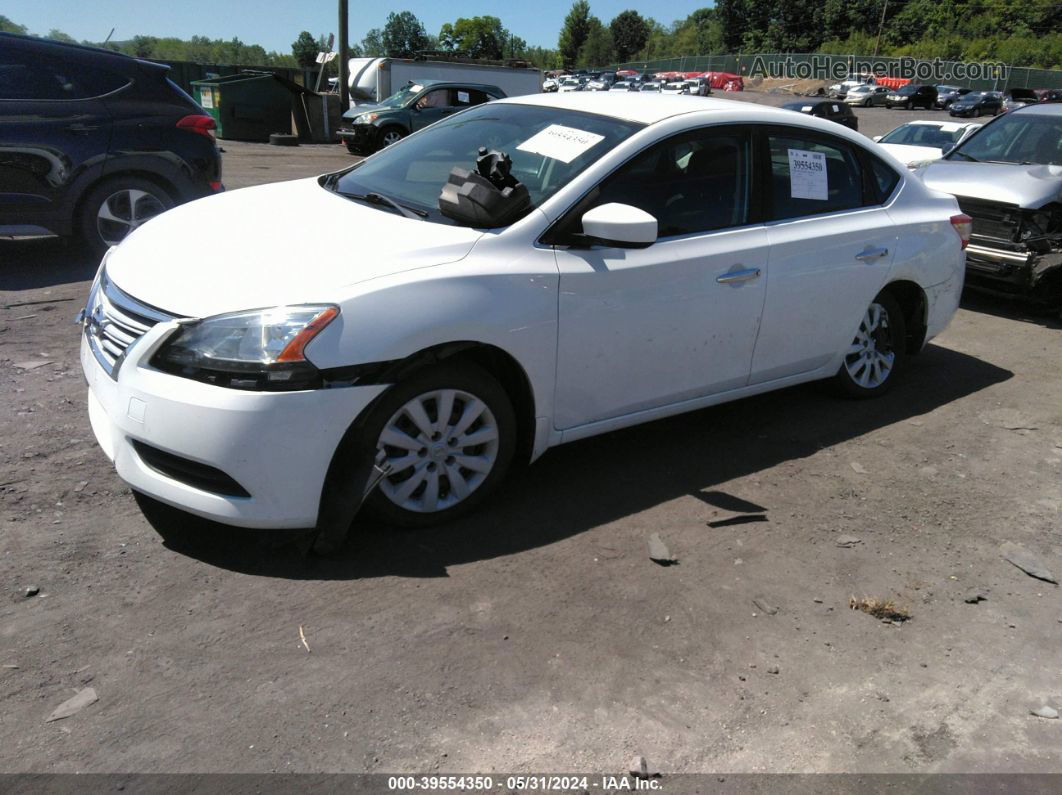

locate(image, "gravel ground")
(1, 96), (1061, 776)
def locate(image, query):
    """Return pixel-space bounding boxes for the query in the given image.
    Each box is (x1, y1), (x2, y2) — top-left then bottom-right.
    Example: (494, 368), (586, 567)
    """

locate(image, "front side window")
(586, 127), (752, 237)
(766, 130), (864, 220)
(329, 103), (642, 225)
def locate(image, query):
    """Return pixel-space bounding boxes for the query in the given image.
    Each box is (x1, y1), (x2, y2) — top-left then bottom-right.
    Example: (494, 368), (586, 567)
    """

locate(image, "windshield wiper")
(338, 191), (428, 220)
(950, 151), (980, 162)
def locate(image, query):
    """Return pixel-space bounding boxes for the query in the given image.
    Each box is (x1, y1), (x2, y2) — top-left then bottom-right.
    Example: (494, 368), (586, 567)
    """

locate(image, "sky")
(4, 0), (713, 52)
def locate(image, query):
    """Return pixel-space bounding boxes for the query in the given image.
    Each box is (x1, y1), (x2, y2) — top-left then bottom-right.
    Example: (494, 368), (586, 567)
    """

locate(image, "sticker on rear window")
(801, 105), (812, 112)
(788, 148), (828, 200)
(457, 90), (470, 104)
(517, 124), (605, 164)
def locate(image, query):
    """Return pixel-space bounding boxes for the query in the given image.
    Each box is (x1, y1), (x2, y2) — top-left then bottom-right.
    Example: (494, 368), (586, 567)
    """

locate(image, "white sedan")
(80, 93), (969, 533)
(873, 120), (982, 168)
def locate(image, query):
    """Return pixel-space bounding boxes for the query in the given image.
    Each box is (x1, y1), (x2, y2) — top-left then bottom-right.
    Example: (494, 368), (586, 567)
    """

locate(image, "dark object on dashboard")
(438, 147), (531, 227)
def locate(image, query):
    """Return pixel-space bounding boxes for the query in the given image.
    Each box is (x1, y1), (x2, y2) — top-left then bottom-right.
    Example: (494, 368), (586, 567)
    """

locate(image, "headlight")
(151, 305), (339, 391)
(355, 112), (379, 124)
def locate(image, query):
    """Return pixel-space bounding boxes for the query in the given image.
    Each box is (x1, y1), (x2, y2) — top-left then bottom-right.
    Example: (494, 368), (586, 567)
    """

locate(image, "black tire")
(353, 362), (517, 528)
(77, 176), (174, 258)
(344, 141), (366, 155)
(832, 292), (908, 399)
(377, 126), (406, 149)
(269, 132), (299, 146)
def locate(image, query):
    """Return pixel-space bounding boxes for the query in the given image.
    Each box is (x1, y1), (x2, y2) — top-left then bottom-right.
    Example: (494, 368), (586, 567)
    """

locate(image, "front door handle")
(855, 246), (889, 262)
(66, 123), (99, 134)
(716, 267), (761, 285)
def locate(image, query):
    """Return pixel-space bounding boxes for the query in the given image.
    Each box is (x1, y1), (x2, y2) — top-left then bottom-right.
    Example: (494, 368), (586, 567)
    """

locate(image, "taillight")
(177, 114), (216, 141)
(950, 213), (973, 249)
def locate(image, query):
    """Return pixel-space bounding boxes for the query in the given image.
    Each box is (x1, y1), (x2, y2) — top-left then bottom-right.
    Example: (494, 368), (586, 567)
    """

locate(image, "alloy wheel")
(843, 302), (896, 390)
(381, 130), (403, 146)
(375, 388), (500, 514)
(96, 188), (167, 246)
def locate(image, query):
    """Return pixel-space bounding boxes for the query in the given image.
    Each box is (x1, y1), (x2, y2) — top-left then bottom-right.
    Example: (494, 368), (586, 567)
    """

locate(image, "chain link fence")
(608, 53), (1062, 90)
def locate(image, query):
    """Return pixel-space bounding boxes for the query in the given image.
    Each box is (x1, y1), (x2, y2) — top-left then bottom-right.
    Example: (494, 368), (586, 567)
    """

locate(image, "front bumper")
(81, 324), (386, 529)
(337, 124), (379, 151)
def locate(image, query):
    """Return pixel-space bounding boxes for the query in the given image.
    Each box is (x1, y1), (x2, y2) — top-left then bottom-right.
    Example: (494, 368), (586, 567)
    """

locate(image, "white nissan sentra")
(80, 93), (970, 531)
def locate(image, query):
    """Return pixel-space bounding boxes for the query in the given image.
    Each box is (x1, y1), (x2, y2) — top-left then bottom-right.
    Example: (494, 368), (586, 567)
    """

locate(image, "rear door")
(0, 41), (121, 230)
(749, 126), (898, 384)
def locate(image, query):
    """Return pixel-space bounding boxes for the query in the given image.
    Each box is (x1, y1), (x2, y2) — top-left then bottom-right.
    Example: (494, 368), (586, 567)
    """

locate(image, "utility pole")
(339, 0), (349, 111)
(874, 0), (888, 57)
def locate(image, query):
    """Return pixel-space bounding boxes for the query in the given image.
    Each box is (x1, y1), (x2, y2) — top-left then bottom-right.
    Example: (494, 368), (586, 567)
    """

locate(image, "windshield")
(949, 112), (1062, 165)
(897, 85), (918, 95)
(327, 103), (643, 226)
(378, 83), (424, 109)
(880, 124), (967, 150)
(962, 92), (987, 102)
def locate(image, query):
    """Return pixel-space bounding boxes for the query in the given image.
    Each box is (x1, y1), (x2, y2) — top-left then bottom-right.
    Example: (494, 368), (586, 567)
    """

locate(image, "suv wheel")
(78, 177), (173, 256)
(379, 127), (406, 149)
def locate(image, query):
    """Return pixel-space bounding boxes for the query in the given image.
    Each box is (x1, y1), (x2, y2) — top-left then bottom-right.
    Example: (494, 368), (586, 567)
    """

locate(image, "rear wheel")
(833, 293), (907, 399)
(360, 363), (517, 527)
(77, 176), (174, 257)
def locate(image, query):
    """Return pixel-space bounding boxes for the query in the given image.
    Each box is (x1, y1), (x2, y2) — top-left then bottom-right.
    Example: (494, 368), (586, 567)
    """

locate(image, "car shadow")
(0, 237), (99, 291)
(143, 344), (1013, 579)
(959, 288), (1062, 330)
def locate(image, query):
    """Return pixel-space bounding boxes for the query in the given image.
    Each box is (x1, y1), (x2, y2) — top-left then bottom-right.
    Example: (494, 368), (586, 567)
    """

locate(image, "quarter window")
(766, 131), (864, 220)
(586, 128), (752, 237)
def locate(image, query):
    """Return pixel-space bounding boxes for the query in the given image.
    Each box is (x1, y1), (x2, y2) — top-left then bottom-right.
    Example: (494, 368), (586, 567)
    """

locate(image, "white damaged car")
(80, 93), (970, 534)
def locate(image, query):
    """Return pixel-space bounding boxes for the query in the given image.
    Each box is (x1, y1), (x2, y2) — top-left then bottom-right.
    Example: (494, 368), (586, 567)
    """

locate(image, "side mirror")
(579, 203), (657, 249)
(872, 135), (882, 142)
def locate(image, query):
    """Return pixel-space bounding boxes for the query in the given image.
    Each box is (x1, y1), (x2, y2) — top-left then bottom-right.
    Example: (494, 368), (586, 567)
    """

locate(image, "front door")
(553, 126), (768, 430)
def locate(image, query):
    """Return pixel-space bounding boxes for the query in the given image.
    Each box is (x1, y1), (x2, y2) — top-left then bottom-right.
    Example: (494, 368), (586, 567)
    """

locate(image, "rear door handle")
(66, 123), (99, 134)
(855, 246), (889, 262)
(716, 267), (761, 285)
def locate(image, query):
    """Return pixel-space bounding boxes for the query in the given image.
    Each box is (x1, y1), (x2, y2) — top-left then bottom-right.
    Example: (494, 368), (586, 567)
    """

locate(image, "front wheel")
(361, 363), (517, 527)
(833, 293), (907, 399)
(378, 126), (406, 149)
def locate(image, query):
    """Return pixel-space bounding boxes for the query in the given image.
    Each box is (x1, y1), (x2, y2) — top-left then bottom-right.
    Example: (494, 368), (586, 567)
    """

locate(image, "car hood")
(341, 103), (393, 121)
(919, 160), (1062, 207)
(104, 178), (483, 318)
(878, 143), (944, 165)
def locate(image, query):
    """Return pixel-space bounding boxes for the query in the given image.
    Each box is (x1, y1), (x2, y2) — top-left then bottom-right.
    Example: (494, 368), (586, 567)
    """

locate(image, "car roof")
(901, 120), (976, 130)
(413, 79), (503, 92)
(1, 31), (166, 72)
(1010, 102), (1062, 116)
(499, 92), (868, 133)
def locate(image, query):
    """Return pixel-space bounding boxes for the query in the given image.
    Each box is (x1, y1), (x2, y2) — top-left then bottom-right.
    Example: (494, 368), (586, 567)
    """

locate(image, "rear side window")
(766, 130), (864, 220)
(0, 51), (129, 100)
(866, 155), (900, 203)
(452, 88), (491, 106)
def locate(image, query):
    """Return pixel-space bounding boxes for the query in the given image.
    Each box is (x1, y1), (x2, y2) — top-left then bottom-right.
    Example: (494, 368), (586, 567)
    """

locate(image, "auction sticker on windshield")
(788, 148), (828, 200)
(517, 124), (606, 164)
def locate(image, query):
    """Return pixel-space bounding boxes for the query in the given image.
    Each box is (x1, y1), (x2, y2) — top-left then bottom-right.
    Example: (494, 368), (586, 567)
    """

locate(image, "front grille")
(85, 270), (179, 378)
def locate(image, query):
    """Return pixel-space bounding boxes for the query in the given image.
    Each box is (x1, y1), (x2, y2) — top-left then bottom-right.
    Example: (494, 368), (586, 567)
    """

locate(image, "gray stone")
(1031, 706), (1059, 719)
(767, 665), (780, 674)
(45, 688), (98, 722)
(964, 586), (990, 604)
(752, 598), (778, 616)
(1000, 542), (1057, 584)
(836, 535), (862, 547)
(23, 585), (38, 598)
(629, 755), (649, 779)
(648, 533), (675, 565)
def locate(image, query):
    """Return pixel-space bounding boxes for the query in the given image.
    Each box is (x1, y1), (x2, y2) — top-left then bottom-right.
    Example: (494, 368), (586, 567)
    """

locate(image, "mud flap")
(310, 449), (392, 556)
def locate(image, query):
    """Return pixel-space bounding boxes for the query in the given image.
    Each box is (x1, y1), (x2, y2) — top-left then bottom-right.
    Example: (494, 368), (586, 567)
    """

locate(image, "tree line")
(4, 1), (1061, 73)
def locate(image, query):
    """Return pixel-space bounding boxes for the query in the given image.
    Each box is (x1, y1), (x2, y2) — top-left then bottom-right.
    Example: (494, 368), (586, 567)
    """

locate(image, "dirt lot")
(2, 99), (1061, 778)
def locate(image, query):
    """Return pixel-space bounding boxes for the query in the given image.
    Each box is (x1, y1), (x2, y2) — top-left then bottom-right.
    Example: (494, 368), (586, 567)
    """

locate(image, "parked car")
(558, 78), (583, 93)
(934, 86), (971, 109)
(1040, 89), (1062, 104)
(585, 76), (613, 91)
(542, 77), (559, 92)
(639, 81), (662, 92)
(948, 91), (1002, 118)
(613, 80), (636, 91)
(873, 120), (981, 168)
(0, 33), (222, 254)
(682, 77), (712, 97)
(337, 80), (504, 154)
(661, 81), (688, 94)
(80, 92), (967, 532)
(828, 76), (875, 99)
(919, 103), (1062, 303)
(885, 84), (938, 110)
(844, 85), (889, 107)
(782, 100), (859, 131)
(1003, 88), (1039, 113)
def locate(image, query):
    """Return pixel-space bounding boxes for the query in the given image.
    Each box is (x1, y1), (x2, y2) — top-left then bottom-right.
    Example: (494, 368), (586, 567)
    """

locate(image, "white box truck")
(345, 57), (542, 107)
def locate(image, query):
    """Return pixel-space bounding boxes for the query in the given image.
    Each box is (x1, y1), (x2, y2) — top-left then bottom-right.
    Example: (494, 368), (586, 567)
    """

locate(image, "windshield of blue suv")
(949, 112), (1062, 165)
(378, 83), (424, 108)
(327, 103), (643, 225)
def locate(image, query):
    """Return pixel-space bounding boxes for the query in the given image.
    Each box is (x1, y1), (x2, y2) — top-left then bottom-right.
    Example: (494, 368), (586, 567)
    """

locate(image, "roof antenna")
(103, 27), (115, 44)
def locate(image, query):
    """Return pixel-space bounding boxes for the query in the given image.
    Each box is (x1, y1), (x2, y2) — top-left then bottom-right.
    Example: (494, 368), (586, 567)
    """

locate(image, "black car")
(935, 85), (971, 109)
(0, 34), (222, 254)
(338, 80), (504, 155)
(781, 100), (859, 131)
(885, 84), (938, 110)
(949, 91), (1003, 117)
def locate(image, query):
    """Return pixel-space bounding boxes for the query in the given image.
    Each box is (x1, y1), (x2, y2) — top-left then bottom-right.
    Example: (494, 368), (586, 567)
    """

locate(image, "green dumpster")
(191, 72), (311, 142)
